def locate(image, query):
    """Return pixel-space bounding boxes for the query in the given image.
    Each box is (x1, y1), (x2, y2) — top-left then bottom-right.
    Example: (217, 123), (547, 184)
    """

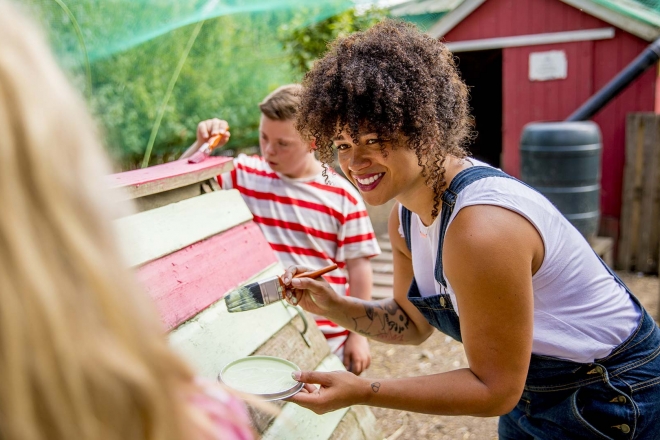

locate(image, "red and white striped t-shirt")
(218, 154), (380, 352)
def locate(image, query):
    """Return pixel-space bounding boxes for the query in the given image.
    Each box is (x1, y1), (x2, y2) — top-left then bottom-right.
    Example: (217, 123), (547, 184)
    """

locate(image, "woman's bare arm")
(284, 203), (434, 345)
(288, 204), (542, 417)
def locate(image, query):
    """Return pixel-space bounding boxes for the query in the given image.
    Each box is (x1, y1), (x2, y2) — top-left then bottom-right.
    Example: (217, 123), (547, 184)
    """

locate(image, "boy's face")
(259, 115), (313, 178)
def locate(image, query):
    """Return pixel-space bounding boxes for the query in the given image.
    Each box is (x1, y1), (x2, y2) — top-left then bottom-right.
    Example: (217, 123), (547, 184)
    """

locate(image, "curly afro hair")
(296, 20), (473, 219)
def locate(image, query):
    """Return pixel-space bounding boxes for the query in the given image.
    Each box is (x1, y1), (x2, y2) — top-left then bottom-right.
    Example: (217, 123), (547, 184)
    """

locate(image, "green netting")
(388, 0), (459, 30)
(394, 12), (448, 31)
(20, 0), (387, 168)
(590, 0), (660, 27)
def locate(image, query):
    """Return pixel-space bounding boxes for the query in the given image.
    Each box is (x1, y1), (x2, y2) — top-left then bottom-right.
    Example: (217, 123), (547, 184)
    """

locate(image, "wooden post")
(618, 114), (660, 274)
(637, 115), (660, 273)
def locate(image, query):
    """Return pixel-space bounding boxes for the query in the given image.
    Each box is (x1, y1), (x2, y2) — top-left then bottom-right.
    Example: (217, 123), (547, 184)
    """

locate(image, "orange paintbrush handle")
(292, 264), (338, 280)
(207, 127), (229, 151)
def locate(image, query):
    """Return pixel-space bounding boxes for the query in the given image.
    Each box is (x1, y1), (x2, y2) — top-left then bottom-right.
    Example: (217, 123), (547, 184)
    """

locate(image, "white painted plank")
(168, 263), (295, 378)
(115, 190), (252, 267)
(171, 260), (352, 440)
(261, 354), (350, 440)
(445, 28), (615, 53)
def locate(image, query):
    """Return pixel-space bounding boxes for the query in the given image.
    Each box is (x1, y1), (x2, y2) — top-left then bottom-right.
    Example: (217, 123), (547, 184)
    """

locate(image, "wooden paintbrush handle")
(292, 264), (338, 280)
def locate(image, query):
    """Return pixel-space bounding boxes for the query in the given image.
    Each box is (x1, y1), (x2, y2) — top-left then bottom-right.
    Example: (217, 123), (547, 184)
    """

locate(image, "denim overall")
(401, 166), (660, 439)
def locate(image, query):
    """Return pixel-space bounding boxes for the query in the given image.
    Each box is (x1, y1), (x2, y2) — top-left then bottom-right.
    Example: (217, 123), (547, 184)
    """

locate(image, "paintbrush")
(224, 264), (338, 313)
(188, 129), (228, 164)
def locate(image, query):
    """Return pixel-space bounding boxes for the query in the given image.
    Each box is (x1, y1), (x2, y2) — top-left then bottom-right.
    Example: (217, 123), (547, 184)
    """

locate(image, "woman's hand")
(286, 370), (371, 414)
(282, 265), (343, 317)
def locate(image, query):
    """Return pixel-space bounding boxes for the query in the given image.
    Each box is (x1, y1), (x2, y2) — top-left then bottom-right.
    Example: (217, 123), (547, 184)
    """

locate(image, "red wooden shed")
(392, 0), (660, 241)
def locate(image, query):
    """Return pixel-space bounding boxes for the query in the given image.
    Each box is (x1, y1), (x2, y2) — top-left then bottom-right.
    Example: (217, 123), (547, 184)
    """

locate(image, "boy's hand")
(343, 333), (371, 375)
(181, 118), (231, 160)
(196, 118), (230, 149)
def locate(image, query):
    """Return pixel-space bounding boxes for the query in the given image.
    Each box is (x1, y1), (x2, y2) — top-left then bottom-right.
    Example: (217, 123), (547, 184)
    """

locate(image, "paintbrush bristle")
(224, 265), (338, 312)
(224, 282), (266, 313)
(224, 276), (285, 313)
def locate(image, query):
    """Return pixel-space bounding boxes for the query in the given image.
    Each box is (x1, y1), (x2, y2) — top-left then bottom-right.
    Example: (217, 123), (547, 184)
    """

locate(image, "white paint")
(529, 50), (568, 81)
(445, 28), (615, 53)
(114, 190), (252, 267)
(261, 354), (349, 440)
(221, 356), (299, 395)
(170, 262), (351, 440)
(116, 178), (357, 438)
(169, 263), (290, 378)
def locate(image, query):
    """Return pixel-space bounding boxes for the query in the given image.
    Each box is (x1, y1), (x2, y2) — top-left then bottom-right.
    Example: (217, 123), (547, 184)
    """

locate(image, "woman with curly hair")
(281, 20), (660, 439)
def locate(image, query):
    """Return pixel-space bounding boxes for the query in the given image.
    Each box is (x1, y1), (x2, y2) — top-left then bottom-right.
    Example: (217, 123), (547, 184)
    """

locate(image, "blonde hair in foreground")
(0, 2), (236, 439)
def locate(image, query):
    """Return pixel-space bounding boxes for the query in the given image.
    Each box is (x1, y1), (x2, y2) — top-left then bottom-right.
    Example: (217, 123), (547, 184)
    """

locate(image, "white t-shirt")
(219, 154), (380, 353)
(399, 161), (640, 363)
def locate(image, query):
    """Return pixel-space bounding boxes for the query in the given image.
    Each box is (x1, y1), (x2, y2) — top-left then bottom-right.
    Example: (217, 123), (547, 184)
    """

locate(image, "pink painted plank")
(136, 221), (279, 330)
(106, 157), (234, 199)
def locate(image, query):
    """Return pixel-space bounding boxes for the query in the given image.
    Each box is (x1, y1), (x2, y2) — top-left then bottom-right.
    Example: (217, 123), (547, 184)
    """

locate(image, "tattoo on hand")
(371, 382), (381, 393)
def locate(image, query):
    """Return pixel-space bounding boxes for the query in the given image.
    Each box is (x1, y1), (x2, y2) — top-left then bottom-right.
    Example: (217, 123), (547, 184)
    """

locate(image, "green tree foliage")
(280, 6), (390, 77)
(23, 1), (385, 169)
(88, 13), (298, 168)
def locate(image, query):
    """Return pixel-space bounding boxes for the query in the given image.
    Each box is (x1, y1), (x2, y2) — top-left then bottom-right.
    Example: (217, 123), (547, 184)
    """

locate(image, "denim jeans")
(501, 300), (660, 440)
(408, 264), (660, 440)
(402, 166), (660, 439)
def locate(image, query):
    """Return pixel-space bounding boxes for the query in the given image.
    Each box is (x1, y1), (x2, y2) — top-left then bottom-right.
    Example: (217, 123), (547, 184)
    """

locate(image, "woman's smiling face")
(334, 130), (426, 206)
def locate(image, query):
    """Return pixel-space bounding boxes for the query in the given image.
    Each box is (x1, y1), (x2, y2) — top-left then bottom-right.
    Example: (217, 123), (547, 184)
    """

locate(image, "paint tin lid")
(218, 355), (303, 401)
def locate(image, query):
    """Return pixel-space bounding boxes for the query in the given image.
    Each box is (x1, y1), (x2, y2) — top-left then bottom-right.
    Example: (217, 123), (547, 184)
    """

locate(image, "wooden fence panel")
(617, 113), (660, 273)
(110, 159), (382, 439)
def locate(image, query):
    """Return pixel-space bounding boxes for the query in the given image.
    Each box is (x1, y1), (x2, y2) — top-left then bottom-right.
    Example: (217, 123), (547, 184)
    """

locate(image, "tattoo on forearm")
(371, 382), (381, 393)
(352, 300), (411, 342)
(365, 304), (375, 320)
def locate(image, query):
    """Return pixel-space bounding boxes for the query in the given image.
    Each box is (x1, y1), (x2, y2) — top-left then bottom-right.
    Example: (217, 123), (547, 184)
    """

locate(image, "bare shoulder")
(444, 204), (544, 279)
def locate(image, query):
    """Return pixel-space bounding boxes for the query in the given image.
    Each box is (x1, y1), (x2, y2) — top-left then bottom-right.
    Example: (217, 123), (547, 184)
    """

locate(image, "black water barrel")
(520, 121), (602, 241)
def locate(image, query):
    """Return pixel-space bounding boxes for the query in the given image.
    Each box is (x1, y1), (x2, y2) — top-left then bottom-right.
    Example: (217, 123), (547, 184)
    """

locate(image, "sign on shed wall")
(529, 50), (567, 81)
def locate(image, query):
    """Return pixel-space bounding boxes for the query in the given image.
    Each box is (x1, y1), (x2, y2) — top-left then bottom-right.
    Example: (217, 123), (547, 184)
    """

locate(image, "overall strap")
(435, 166), (513, 286)
(401, 204), (413, 252)
(400, 165), (514, 286)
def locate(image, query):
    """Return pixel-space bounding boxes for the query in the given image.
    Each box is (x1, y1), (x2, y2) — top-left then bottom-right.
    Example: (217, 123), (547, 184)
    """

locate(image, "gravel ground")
(362, 272), (659, 440)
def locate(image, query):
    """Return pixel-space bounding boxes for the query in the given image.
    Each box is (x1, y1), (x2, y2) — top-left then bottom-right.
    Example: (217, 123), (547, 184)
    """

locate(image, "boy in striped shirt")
(181, 85), (380, 375)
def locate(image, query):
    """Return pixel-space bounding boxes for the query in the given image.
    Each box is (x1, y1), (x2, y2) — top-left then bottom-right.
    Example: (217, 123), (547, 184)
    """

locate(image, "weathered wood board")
(115, 190), (252, 267)
(619, 113), (660, 273)
(107, 156), (233, 200)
